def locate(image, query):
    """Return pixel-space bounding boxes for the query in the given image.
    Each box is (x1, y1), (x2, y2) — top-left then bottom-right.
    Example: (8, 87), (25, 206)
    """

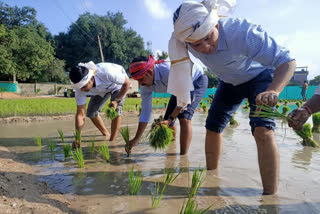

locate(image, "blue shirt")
(189, 18), (294, 85)
(75, 63), (128, 105)
(139, 62), (203, 123)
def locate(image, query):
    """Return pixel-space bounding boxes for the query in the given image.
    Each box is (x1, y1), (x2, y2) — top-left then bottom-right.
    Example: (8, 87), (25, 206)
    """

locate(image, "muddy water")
(1, 110), (320, 213)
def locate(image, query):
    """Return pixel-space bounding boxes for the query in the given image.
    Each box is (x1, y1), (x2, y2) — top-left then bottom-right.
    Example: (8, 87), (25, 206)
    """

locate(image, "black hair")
(69, 65), (89, 84)
(173, 5), (182, 24)
(131, 56), (148, 64)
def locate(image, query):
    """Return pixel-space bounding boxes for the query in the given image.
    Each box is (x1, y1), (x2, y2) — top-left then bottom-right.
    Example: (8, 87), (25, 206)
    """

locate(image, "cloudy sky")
(3, 0), (320, 79)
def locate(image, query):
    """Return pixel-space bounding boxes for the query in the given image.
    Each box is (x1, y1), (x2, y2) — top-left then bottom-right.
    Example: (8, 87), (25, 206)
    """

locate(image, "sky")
(3, 0), (320, 79)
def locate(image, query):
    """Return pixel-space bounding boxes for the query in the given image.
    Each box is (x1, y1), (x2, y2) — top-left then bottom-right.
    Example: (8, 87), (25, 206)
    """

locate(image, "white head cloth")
(168, 0), (236, 107)
(71, 61), (97, 89)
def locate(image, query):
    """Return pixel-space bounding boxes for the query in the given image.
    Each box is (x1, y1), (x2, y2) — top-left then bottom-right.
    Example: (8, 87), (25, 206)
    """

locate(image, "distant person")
(69, 61), (130, 147)
(126, 55), (208, 155)
(289, 84), (320, 130)
(168, 0), (296, 194)
(301, 80), (308, 101)
(64, 88), (68, 97)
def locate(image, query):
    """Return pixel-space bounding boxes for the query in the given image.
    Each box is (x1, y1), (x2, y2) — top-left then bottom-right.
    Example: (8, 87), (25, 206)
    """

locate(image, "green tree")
(309, 75), (320, 86)
(54, 12), (148, 70)
(156, 51), (168, 60)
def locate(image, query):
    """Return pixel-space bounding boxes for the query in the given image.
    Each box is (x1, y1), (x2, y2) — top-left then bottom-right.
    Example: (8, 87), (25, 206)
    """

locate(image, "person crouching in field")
(69, 61), (130, 148)
(125, 55), (208, 155)
(169, 0), (296, 194)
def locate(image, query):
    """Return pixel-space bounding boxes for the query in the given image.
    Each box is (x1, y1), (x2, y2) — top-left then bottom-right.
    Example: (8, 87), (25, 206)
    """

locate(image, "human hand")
(109, 100), (118, 109)
(256, 90), (279, 107)
(160, 120), (171, 126)
(288, 107), (311, 130)
(125, 138), (139, 157)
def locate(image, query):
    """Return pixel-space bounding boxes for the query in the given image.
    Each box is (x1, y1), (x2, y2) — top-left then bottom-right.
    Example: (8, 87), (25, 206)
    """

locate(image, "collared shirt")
(75, 63), (128, 105)
(139, 62), (203, 123)
(189, 18), (294, 85)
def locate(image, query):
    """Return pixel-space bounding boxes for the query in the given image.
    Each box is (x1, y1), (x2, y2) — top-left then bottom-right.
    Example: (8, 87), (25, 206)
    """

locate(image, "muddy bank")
(0, 146), (77, 214)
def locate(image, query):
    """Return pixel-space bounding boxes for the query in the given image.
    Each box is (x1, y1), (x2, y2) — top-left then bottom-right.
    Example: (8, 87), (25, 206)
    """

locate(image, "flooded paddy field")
(1, 109), (320, 213)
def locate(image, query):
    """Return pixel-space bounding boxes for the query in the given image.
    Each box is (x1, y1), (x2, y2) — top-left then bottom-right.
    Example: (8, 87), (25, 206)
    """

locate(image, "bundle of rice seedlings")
(63, 144), (72, 158)
(120, 126), (130, 157)
(282, 105), (290, 116)
(57, 129), (65, 144)
(48, 141), (56, 152)
(296, 102), (301, 108)
(312, 113), (320, 133)
(72, 148), (85, 168)
(229, 114), (239, 126)
(128, 167), (143, 195)
(189, 167), (206, 198)
(35, 136), (42, 147)
(243, 100), (250, 109)
(73, 130), (81, 148)
(294, 123), (319, 147)
(179, 197), (212, 214)
(275, 103), (280, 109)
(202, 104), (207, 113)
(97, 143), (110, 162)
(149, 123), (174, 151)
(105, 107), (118, 120)
(164, 102), (167, 108)
(252, 104), (289, 120)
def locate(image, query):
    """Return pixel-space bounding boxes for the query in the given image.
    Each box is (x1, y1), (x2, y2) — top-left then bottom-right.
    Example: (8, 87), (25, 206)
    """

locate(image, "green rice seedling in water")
(282, 105), (290, 116)
(243, 100), (250, 109)
(105, 107), (118, 120)
(312, 113), (320, 133)
(189, 167), (206, 198)
(229, 114), (239, 126)
(57, 129), (65, 144)
(149, 124), (173, 150)
(294, 123), (319, 147)
(120, 126), (131, 157)
(90, 139), (95, 154)
(63, 144), (72, 158)
(163, 167), (182, 185)
(129, 167), (143, 195)
(296, 102), (301, 108)
(284, 100), (288, 105)
(202, 104), (207, 113)
(74, 130), (81, 148)
(275, 103), (280, 109)
(179, 197), (212, 214)
(98, 143), (110, 161)
(35, 136), (42, 147)
(151, 181), (166, 208)
(48, 141), (56, 152)
(252, 104), (290, 120)
(72, 148), (85, 168)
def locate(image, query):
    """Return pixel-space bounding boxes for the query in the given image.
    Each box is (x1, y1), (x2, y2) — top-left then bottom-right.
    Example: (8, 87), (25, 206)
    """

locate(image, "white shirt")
(75, 63), (128, 105)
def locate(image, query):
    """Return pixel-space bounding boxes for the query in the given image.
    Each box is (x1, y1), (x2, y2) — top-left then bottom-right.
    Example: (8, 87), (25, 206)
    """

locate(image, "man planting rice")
(69, 61), (130, 148)
(125, 55), (208, 155)
(169, 0), (296, 194)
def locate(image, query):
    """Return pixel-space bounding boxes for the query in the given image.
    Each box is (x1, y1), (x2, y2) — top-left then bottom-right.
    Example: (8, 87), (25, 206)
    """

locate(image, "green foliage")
(309, 75), (320, 86)
(128, 167), (143, 195)
(120, 126), (130, 146)
(74, 130), (82, 148)
(275, 103), (280, 109)
(282, 105), (290, 115)
(48, 141), (56, 152)
(105, 107), (118, 120)
(202, 104), (207, 113)
(252, 105), (289, 120)
(294, 123), (319, 147)
(57, 129), (65, 144)
(63, 144), (72, 158)
(97, 143), (110, 162)
(229, 114), (239, 126)
(156, 51), (168, 60)
(312, 113), (320, 133)
(163, 167), (182, 185)
(189, 167), (206, 198)
(296, 102), (301, 108)
(72, 148), (85, 168)
(243, 100), (250, 109)
(149, 124), (173, 151)
(35, 135), (42, 147)
(90, 139), (95, 154)
(284, 100), (288, 105)
(179, 197), (212, 214)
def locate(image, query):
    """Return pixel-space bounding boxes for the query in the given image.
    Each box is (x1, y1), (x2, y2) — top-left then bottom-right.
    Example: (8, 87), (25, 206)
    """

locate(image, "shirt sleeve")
(75, 89), (87, 106)
(139, 87), (153, 123)
(235, 19), (294, 69)
(100, 64), (127, 85)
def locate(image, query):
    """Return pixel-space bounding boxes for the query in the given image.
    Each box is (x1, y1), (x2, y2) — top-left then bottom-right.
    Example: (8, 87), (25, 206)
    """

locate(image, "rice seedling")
(128, 167), (143, 195)
(149, 119), (174, 150)
(72, 148), (85, 168)
(73, 130), (81, 148)
(163, 167), (182, 185)
(63, 144), (72, 158)
(229, 114), (239, 126)
(282, 105), (290, 115)
(252, 104), (290, 120)
(105, 107), (118, 120)
(202, 104), (207, 113)
(294, 123), (319, 147)
(57, 129), (65, 144)
(312, 113), (320, 133)
(90, 139), (95, 154)
(189, 167), (206, 198)
(243, 100), (250, 109)
(284, 100), (288, 105)
(97, 143), (110, 162)
(48, 141), (56, 152)
(296, 102), (301, 108)
(120, 126), (131, 157)
(179, 197), (212, 214)
(151, 181), (166, 208)
(35, 135), (42, 147)
(275, 103), (280, 109)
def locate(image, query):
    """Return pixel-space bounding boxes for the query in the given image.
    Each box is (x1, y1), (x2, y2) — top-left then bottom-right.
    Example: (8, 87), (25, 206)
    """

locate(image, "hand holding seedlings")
(256, 90), (279, 107)
(109, 100), (118, 110)
(288, 107), (311, 131)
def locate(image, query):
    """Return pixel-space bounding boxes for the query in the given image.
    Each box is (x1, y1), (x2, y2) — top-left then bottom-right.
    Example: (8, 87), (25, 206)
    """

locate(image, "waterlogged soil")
(1, 110), (320, 213)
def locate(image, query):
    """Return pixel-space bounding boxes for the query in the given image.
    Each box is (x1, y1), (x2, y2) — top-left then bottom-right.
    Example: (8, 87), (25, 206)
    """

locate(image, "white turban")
(168, 0), (236, 107)
(71, 61), (97, 89)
